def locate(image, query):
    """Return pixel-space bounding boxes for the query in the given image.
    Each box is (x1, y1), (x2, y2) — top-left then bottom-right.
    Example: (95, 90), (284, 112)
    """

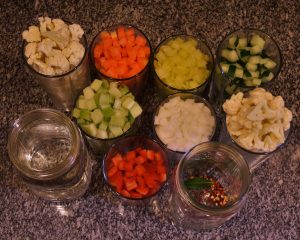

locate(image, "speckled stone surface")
(0, 0), (299, 239)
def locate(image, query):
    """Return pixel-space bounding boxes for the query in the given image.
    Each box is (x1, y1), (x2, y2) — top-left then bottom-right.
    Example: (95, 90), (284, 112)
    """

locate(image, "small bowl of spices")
(169, 142), (251, 230)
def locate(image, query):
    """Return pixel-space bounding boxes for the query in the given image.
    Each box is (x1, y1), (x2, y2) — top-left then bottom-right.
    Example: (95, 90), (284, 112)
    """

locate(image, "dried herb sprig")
(184, 177), (213, 190)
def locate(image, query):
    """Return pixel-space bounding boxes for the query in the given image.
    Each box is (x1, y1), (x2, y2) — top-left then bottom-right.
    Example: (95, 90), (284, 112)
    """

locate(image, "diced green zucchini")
(72, 108), (80, 118)
(123, 121), (131, 132)
(77, 118), (86, 125)
(250, 34), (265, 49)
(262, 72), (274, 82)
(99, 93), (110, 108)
(109, 125), (123, 136)
(113, 98), (122, 109)
(264, 59), (276, 69)
(101, 79), (109, 89)
(225, 84), (237, 95)
(234, 68), (244, 79)
(77, 96), (87, 109)
(222, 49), (239, 62)
(109, 115), (126, 127)
(246, 62), (257, 71)
(90, 109), (103, 124)
(83, 87), (95, 100)
(122, 97), (136, 110)
(227, 65), (236, 78)
(228, 36), (238, 48)
(80, 123), (97, 137)
(86, 98), (97, 110)
(239, 49), (250, 59)
(250, 45), (263, 55)
(99, 121), (108, 130)
(102, 107), (114, 121)
(120, 85), (129, 96)
(237, 38), (247, 48)
(249, 71), (259, 78)
(248, 56), (262, 64)
(109, 84), (122, 98)
(91, 79), (103, 91)
(114, 108), (129, 117)
(220, 63), (230, 73)
(252, 78), (262, 86)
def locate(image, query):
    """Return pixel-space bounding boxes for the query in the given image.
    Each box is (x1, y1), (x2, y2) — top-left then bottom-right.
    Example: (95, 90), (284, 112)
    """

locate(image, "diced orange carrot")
(136, 47), (146, 58)
(143, 46), (151, 57)
(103, 38), (113, 49)
(107, 59), (118, 68)
(117, 64), (128, 77)
(94, 44), (103, 58)
(101, 59), (110, 70)
(117, 26), (126, 39)
(147, 150), (155, 161)
(136, 186), (149, 196)
(119, 37), (127, 47)
(127, 47), (137, 61)
(126, 27), (135, 37)
(125, 170), (137, 178)
(100, 31), (111, 39)
(124, 177), (138, 191)
(135, 156), (146, 165)
(112, 154), (123, 167)
(135, 35), (147, 47)
(135, 165), (146, 176)
(137, 57), (148, 69)
(111, 31), (118, 40)
(127, 67), (140, 77)
(107, 165), (118, 177)
(106, 67), (118, 78)
(109, 47), (121, 60)
(136, 175), (145, 187)
(112, 40), (121, 47)
(103, 49), (110, 59)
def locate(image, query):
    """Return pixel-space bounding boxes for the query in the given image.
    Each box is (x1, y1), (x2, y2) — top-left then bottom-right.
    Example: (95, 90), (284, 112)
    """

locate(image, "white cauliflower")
(46, 51), (70, 72)
(37, 38), (56, 56)
(69, 24), (84, 41)
(52, 19), (67, 31)
(224, 88), (292, 152)
(32, 59), (55, 75)
(38, 16), (53, 32)
(222, 92), (243, 115)
(22, 26), (41, 42)
(41, 25), (70, 49)
(27, 52), (42, 65)
(24, 42), (37, 58)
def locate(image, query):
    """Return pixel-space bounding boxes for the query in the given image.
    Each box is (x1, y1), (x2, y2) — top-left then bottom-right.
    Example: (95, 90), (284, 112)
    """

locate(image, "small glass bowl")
(153, 93), (217, 164)
(102, 135), (169, 205)
(153, 34), (214, 98)
(209, 29), (282, 110)
(169, 142), (251, 230)
(90, 24), (152, 97)
(22, 20), (91, 111)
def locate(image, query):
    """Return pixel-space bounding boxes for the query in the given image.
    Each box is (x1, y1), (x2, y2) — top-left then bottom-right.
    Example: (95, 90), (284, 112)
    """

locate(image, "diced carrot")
(140, 149), (147, 158)
(109, 171), (123, 190)
(125, 170), (137, 178)
(117, 64), (128, 77)
(103, 49), (110, 59)
(157, 164), (166, 174)
(112, 40), (121, 48)
(130, 191), (142, 198)
(147, 150), (155, 161)
(107, 165), (118, 177)
(94, 58), (102, 70)
(135, 35), (147, 47)
(112, 153), (123, 167)
(126, 27), (135, 37)
(127, 47), (137, 61)
(136, 186), (149, 196)
(145, 162), (157, 175)
(94, 44), (103, 59)
(107, 59), (118, 68)
(124, 177), (138, 191)
(101, 59), (110, 70)
(128, 60), (139, 70)
(143, 46), (151, 57)
(158, 173), (167, 183)
(119, 37), (127, 47)
(126, 150), (136, 161)
(136, 47), (146, 58)
(135, 156), (146, 165)
(111, 31), (118, 40)
(100, 31), (111, 40)
(120, 189), (131, 198)
(136, 175), (145, 187)
(109, 47), (121, 60)
(103, 38), (113, 49)
(106, 67), (118, 78)
(137, 57), (148, 69)
(127, 67), (140, 77)
(118, 161), (126, 171)
(117, 26), (126, 39)
(135, 165), (146, 176)
(124, 162), (133, 171)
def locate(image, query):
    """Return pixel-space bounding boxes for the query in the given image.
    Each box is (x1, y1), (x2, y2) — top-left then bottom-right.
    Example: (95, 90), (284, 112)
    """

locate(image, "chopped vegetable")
(93, 26), (151, 79)
(106, 148), (167, 199)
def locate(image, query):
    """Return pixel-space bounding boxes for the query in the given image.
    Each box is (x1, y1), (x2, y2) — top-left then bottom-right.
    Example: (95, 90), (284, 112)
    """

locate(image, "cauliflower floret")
(22, 26), (41, 42)
(69, 24), (84, 41)
(283, 108), (293, 130)
(38, 16), (53, 32)
(269, 96), (284, 110)
(237, 132), (256, 150)
(37, 38), (56, 56)
(41, 25), (70, 49)
(46, 51), (70, 72)
(52, 19), (67, 31)
(32, 59), (55, 75)
(27, 52), (42, 65)
(222, 92), (243, 115)
(24, 42), (37, 58)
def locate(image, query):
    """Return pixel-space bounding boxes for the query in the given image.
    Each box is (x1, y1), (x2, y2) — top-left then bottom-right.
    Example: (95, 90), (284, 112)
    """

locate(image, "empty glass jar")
(7, 108), (92, 201)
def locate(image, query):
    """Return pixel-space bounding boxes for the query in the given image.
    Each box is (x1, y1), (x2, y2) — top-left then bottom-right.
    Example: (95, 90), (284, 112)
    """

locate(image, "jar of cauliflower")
(220, 88), (292, 171)
(22, 17), (91, 111)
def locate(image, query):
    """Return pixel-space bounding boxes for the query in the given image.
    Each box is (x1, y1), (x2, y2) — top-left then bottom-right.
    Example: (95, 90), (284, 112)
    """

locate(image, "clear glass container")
(102, 135), (169, 205)
(7, 108), (92, 201)
(169, 142), (251, 230)
(153, 93), (217, 165)
(209, 29), (282, 113)
(153, 34), (214, 99)
(218, 118), (292, 172)
(90, 24), (152, 97)
(22, 32), (91, 111)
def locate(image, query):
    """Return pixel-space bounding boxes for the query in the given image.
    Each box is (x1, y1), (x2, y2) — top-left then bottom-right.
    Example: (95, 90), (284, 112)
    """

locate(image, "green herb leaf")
(184, 177), (213, 190)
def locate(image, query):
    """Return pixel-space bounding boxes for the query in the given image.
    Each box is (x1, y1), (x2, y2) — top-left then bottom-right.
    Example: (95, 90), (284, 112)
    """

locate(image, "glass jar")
(7, 108), (92, 201)
(22, 32), (91, 111)
(169, 142), (251, 230)
(153, 34), (214, 99)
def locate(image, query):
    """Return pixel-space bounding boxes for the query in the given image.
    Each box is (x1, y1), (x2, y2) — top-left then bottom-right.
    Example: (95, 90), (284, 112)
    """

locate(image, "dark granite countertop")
(0, 0), (299, 239)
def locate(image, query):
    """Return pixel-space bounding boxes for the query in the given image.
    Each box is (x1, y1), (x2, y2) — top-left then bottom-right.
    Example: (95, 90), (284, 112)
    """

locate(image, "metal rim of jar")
(153, 92), (217, 154)
(22, 20), (88, 79)
(89, 23), (153, 81)
(153, 34), (214, 92)
(175, 141), (251, 215)
(216, 28), (282, 89)
(7, 108), (81, 180)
